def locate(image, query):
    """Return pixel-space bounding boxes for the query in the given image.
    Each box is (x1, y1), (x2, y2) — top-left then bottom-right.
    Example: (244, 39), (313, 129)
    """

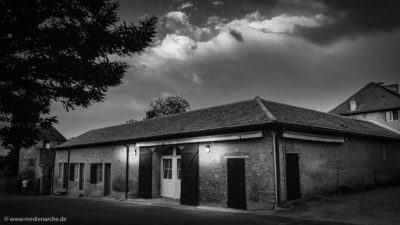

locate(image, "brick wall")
(54, 144), (139, 198)
(198, 134), (275, 210)
(280, 135), (400, 202)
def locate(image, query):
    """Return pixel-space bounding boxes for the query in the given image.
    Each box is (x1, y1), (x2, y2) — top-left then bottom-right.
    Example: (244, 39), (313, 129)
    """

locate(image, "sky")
(51, 0), (400, 139)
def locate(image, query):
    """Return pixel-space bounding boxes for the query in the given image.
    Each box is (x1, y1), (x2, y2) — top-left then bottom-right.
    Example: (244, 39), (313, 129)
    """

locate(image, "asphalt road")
(0, 195), (351, 225)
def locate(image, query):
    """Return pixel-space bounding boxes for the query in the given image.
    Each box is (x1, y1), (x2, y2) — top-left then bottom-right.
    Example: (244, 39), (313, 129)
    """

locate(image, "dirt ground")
(276, 184), (400, 225)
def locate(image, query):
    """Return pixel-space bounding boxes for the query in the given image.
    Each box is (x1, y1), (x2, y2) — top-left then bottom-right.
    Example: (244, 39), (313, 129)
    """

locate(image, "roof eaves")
(277, 121), (400, 140)
(337, 106), (400, 115)
(54, 122), (271, 150)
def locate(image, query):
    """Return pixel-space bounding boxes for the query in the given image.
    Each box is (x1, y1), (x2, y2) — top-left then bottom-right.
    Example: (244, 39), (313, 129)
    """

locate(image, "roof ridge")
(378, 83), (400, 98)
(75, 98), (259, 133)
(261, 97), (384, 125)
(254, 96), (277, 121)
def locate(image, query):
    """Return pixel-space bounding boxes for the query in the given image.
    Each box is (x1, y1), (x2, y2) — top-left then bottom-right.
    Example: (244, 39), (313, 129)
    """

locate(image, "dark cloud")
(229, 29), (244, 42)
(295, 0), (400, 45)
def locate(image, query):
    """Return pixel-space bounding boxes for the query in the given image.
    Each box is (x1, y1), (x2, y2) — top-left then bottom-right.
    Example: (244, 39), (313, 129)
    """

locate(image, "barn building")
(54, 97), (400, 210)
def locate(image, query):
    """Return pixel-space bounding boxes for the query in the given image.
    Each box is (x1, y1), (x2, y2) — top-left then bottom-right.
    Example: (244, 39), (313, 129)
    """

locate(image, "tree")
(0, 0), (157, 174)
(145, 95), (190, 120)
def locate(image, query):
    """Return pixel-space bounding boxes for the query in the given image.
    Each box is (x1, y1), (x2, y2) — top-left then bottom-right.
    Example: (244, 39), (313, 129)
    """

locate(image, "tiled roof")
(261, 99), (400, 138)
(330, 82), (400, 115)
(38, 126), (67, 142)
(57, 97), (400, 149)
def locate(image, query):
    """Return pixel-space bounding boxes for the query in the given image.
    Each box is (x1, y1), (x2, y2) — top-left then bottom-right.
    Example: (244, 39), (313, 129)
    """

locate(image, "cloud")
(292, 0), (400, 45)
(152, 34), (197, 60)
(162, 11), (213, 41)
(178, 2), (194, 10)
(229, 29), (244, 42)
(230, 11), (327, 34)
(129, 10), (332, 85)
(212, 1), (224, 6)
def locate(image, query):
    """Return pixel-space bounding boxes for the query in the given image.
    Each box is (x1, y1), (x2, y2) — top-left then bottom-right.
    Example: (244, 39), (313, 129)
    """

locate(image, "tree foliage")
(0, 0), (157, 151)
(145, 95), (190, 120)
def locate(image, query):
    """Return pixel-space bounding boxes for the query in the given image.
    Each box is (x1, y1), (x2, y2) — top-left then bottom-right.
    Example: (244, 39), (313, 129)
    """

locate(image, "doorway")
(160, 147), (181, 199)
(79, 163), (84, 191)
(286, 153), (301, 200)
(104, 163), (111, 196)
(227, 158), (246, 209)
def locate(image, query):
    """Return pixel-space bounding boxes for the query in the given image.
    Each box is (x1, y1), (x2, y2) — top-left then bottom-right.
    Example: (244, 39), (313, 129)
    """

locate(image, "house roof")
(56, 97), (400, 149)
(330, 82), (400, 115)
(0, 121), (66, 143)
(38, 126), (67, 142)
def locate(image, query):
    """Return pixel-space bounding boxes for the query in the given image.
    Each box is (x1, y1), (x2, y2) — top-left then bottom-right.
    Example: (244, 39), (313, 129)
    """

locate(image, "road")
(0, 195), (351, 225)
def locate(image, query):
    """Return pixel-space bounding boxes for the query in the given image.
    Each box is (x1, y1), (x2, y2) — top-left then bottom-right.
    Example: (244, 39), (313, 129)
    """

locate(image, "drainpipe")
(272, 131), (281, 208)
(65, 150), (70, 194)
(123, 144), (129, 199)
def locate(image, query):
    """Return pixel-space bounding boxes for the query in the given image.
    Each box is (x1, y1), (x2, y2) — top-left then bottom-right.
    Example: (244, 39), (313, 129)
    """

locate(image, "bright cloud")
(178, 2), (194, 10)
(212, 1), (224, 6)
(229, 11), (328, 34)
(152, 34), (197, 60)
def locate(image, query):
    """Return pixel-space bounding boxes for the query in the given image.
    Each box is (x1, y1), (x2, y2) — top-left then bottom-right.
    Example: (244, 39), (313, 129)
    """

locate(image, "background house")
(0, 121), (10, 157)
(18, 126), (66, 194)
(53, 97), (400, 210)
(331, 82), (400, 132)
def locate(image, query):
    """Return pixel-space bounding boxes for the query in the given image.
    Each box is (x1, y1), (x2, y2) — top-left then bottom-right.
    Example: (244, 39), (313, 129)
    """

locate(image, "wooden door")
(180, 144), (199, 205)
(104, 163), (111, 196)
(227, 158), (246, 209)
(286, 153), (301, 200)
(79, 163), (84, 190)
(138, 147), (153, 198)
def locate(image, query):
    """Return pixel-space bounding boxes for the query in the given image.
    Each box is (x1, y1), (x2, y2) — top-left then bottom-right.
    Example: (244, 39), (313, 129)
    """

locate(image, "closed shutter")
(69, 164), (75, 181)
(180, 143), (199, 206)
(90, 164), (97, 184)
(138, 147), (153, 198)
(62, 163), (68, 188)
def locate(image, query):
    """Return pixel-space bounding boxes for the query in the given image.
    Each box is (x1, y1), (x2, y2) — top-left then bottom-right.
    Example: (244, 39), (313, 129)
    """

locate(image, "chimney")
(384, 84), (399, 94)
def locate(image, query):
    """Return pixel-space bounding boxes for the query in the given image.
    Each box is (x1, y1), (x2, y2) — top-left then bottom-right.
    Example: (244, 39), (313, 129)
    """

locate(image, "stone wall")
(53, 144), (139, 198)
(198, 134), (275, 210)
(280, 135), (400, 202)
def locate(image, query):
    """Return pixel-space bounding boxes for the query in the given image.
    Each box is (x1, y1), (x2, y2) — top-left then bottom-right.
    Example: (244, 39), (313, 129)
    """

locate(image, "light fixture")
(205, 144), (211, 153)
(133, 148), (137, 156)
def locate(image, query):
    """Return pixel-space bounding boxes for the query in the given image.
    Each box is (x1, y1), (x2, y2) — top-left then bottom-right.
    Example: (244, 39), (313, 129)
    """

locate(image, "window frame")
(28, 159), (35, 167)
(386, 110), (399, 122)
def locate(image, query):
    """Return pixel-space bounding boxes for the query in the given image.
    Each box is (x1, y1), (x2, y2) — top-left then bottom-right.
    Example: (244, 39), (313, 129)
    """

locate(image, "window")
(90, 163), (103, 183)
(43, 141), (50, 149)
(74, 164), (79, 181)
(28, 159), (35, 167)
(163, 159), (172, 179)
(177, 158), (181, 180)
(386, 110), (399, 122)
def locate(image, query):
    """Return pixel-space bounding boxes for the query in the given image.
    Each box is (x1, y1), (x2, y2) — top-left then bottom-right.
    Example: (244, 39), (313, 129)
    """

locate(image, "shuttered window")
(90, 163), (103, 183)
(69, 164), (76, 181)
